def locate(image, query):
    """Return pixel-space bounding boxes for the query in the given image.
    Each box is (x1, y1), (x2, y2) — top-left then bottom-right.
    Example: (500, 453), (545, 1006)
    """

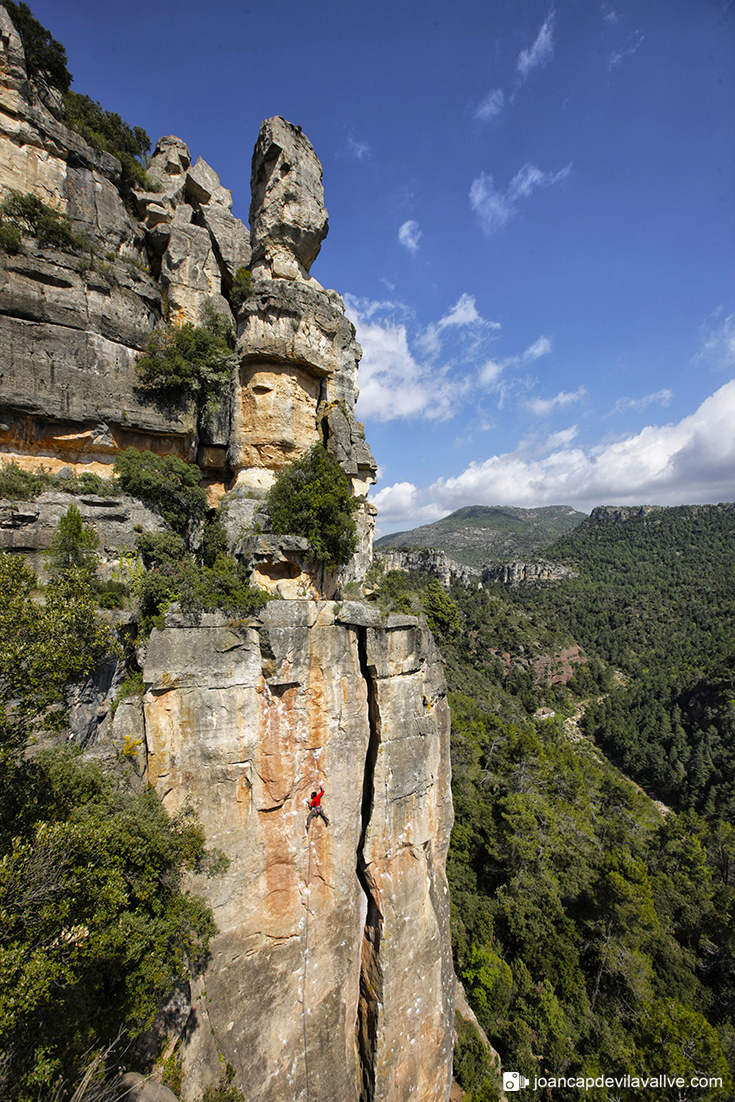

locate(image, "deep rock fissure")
(355, 625), (383, 1102)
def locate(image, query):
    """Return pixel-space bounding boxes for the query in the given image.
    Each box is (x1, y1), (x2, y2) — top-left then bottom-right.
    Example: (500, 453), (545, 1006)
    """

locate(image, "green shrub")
(421, 580), (462, 640)
(93, 578), (128, 609)
(266, 444), (358, 569)
(0, 221), (22, 254)
(453, 1015), (500, 1102)
(135, 308), (237, 424)
(0, 191), (86, 250)
(134, 568), (182, 635)
(45, 503), (98, 578)
(178, 553), (269, 618)
(132, 551), (268, 635)
(135, 530), (186, 568)
(63, 91), (152, 189)
(0, 461), (51, 500)
(63, 469), (120, 497)
(0, 751), (217, 1101)
(229, 266), (253, 311)
(113, 449), (208, 540)
(197, 508), (229, 568)
(4, 1), (71, 92)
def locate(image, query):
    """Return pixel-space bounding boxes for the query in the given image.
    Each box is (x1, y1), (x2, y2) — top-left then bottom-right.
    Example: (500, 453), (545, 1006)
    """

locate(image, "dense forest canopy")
(369, 503), (735, 1101)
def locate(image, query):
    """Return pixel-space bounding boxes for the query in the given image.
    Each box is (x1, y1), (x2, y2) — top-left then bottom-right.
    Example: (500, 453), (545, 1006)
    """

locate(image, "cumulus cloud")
(609, 30), (645, 68)
(370, 482), (448, 525)
(609, 389), (673, 415)
(527, 386), (587, 417)
(345, 296), (469, 423)
(696, 313), (735, 371)
(517, 12), (556, 79)
(398, 220), (422, 254)
(371, 380), (735, 526)
(475, 88), (505, 122)
(470, 163), (571, 235)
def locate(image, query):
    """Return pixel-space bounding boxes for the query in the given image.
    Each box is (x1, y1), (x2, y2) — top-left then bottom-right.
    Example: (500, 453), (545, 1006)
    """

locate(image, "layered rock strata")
(139, 600), (454, 1102)
(0, 21), (377, 572)
(376, 547), (576, 588)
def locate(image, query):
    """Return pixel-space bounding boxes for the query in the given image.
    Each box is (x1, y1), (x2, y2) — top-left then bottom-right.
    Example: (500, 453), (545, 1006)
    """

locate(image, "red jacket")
(309, 789), (324, 809)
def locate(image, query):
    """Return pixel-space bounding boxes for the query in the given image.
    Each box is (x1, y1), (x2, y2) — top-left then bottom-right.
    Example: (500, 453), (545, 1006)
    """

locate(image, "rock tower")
(0, 8), (455, 1098)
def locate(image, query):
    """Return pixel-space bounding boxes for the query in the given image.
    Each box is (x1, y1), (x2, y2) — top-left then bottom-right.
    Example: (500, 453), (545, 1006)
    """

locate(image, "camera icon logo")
(503, 1072), (530, 1092)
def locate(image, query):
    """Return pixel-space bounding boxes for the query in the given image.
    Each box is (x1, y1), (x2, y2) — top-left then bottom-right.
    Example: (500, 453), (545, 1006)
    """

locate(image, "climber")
(306, 786), (329, 831)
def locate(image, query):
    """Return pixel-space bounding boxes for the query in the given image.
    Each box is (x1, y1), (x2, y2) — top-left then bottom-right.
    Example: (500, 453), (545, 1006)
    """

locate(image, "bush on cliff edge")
(266, 444), (359, 570)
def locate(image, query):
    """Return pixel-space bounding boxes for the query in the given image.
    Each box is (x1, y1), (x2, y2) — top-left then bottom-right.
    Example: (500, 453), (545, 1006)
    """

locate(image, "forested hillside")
(506, 504), (735, 820)
(374, 505), (586, 566)
(367, 512), (735, 1101)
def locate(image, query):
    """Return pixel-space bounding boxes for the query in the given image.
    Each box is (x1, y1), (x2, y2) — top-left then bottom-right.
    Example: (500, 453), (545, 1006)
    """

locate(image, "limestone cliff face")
(0, 9), (455, 1098)
(139, 601), (454, 1102)
(376, 547), (577, 588)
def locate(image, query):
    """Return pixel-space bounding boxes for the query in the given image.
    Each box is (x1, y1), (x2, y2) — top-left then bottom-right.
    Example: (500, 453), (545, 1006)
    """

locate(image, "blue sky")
(37, 0), (735, 533)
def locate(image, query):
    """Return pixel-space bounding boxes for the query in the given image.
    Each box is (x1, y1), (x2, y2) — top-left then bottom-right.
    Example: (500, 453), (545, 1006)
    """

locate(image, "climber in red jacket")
(306, 785), (329, 831)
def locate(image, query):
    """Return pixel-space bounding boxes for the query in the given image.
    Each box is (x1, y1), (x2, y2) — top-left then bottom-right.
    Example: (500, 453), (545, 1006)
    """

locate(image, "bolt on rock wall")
(141, 600), (454, 1102)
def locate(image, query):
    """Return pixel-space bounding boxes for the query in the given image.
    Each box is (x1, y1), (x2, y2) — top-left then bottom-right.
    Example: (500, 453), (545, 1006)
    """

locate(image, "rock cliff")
(376, 547), (576, 588)
(0, 9), (454, 1099)
(139, 601), (454, 1102)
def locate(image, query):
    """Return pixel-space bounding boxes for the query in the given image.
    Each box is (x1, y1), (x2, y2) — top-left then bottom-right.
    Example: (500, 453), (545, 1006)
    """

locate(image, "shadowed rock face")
(142, 601), (454, 1102)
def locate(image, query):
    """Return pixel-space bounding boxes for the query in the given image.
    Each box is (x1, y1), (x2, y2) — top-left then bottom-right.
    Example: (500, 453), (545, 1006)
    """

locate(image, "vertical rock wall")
(141, 600), (454, 1102)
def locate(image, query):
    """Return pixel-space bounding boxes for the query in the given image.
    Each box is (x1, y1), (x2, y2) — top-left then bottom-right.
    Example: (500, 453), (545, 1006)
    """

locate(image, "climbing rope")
(301, 815), (313, 1102)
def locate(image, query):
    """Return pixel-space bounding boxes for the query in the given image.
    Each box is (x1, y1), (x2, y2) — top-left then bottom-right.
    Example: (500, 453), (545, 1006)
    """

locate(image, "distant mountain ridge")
(375, 504), (587, 566)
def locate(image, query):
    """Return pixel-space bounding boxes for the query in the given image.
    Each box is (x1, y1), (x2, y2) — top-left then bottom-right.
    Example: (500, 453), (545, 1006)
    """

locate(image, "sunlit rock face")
(249, 116), (329, 284)
(142, 601), (454, 1102)
(229, 362), (322, 484)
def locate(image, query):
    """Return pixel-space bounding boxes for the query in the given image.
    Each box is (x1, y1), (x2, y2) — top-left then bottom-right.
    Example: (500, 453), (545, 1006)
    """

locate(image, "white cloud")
(609, 388), (673, 414)
(475, 88), (504, 122)
(470, 163), (571, 235)
(696, 313), (735, 370)
(523, 336), (552, 361)
(609, 30), (645, 68)
(347, 135), (370, 160)
(479, 335), (553, 388)
(603, 9), (620, 24)
(527, 386), (587, 417)
(398, 219), (422, 254)
(371, 482), (448, 525)
(517, 12), (556, 79)
(418, 294), (501, 357)
(437, 293), (483, 329)
(346, 296), (468, 423)
(545, 425), (579, 449)
(371, 379), (735, 524)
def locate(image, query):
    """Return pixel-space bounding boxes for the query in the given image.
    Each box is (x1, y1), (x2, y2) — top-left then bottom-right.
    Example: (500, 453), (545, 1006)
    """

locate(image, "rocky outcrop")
(0, 488), (163, 574)
(0, 23), (376, 573)
(249, 116), (328, 284)
(376, 548), (483, 589)
(482, 561), (577, 586)
(375, 548), (576, 589)
(140, 600), (454, 1102)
